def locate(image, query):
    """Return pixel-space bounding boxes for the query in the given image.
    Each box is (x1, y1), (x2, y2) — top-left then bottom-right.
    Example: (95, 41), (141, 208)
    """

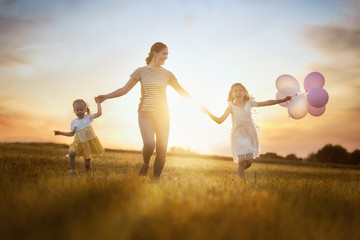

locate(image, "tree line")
(260, 144), (360, 165)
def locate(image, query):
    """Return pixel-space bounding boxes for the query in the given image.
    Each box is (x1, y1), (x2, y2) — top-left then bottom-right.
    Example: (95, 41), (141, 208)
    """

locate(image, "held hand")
(200, 106), (210, 115)
(95, 95), (106, 103)
(284, 96), (292, 101)
(191, 99), (209, 114)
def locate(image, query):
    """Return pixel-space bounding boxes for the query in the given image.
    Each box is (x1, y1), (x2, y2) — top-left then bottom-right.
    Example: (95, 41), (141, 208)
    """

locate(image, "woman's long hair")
(146, 42), (167, 65)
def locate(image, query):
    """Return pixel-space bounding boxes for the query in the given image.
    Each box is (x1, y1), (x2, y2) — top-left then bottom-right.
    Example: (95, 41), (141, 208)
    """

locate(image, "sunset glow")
(1, 0), (359, 158)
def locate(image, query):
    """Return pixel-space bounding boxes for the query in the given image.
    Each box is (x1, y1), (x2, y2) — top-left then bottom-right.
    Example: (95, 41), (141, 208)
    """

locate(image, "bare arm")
(203, 106), (231, 124)
(53, 130), (75, 137)
(256, 96), (291, 107)
(96, 77), (138, 103)
(170, 81), (192, 99)
(93, 100), (102, 119)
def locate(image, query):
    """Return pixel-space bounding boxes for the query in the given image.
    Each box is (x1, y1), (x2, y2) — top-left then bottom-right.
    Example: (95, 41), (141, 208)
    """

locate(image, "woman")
(96, 42), (194, 178)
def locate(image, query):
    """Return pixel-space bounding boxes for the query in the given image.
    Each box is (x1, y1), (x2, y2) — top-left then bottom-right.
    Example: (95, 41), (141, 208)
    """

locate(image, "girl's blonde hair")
(227, 83), (251, 103)
(73, 99), (90, 114)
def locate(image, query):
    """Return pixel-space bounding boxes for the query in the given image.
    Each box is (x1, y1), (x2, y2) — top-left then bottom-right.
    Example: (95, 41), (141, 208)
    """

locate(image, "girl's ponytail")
(145, 42), (167, 65)
(146, 52), (153, 65)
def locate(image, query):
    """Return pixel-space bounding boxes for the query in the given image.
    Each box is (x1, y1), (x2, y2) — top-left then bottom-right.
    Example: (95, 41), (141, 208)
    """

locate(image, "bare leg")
(84, 158), (91, 173)
(245, 160), (253, 169)
(153, 114), (170, 179)
(69, 151), (76, 171)
(138, 113), (155, 176)
(244, 153), (254, 169)
(237, 154), (246, 180)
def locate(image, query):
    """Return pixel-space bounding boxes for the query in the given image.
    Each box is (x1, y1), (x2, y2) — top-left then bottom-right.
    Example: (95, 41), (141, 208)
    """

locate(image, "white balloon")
(276, 74), (300, 96)
(287, 94), (308, 119)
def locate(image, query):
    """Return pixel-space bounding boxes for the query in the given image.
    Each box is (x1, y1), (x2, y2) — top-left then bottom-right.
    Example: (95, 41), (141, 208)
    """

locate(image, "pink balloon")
(304, 72), (325, 92)
(308, 103), (326, 117)
(307, 87), (329, 108)
(276, 91), (289, 107)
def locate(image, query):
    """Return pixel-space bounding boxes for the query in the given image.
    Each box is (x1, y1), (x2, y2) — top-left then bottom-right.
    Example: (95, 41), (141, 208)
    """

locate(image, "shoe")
(67, 169), (76, 175)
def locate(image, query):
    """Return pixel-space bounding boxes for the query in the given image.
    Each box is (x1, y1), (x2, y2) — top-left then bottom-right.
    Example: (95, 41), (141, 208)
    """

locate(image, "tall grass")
(0, 142), (359, 240)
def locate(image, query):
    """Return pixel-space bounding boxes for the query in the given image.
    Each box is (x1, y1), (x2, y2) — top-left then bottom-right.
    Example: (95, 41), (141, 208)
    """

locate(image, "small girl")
(202, 83), (291, 180)
(54, 98), (104, 174)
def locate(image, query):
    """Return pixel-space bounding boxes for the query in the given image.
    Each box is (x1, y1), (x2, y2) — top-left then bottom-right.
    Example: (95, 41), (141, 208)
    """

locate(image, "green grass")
(1, 142), (359, 240)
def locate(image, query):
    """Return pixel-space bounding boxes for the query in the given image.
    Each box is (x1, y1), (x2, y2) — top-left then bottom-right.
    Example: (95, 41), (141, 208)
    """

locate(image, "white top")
(229, 100), (260, 162)
(130, 66), (178, 112)
(70, 114), (94, 132)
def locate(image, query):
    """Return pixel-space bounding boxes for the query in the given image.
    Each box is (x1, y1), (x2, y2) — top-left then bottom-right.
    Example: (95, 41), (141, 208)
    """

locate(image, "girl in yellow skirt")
(54, 99), (104, 174)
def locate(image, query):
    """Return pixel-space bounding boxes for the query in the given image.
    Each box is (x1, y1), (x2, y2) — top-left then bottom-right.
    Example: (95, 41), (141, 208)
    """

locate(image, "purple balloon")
(304, 72), (325, 92)
(308, 103), (326, 117)
(276, 91), (289, 107)
(307, 87), (329, 108)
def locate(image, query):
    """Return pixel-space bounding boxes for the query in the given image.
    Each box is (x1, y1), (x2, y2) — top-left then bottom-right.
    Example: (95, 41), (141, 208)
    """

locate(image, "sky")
(0, 0), (359, 158)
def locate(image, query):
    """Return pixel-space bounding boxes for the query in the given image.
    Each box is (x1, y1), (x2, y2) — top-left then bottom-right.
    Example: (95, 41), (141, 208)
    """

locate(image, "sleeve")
(130, 67), (142, 81)
(249, 99), (258, 107)
(70, 120), (76, 132)
(227, 102), (233, 113)
(168, 70), (178, 85)
(88, 114), (95, 122)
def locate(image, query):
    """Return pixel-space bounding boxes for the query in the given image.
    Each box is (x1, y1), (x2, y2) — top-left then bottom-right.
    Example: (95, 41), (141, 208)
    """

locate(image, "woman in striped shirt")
(96, 42), (194, 178)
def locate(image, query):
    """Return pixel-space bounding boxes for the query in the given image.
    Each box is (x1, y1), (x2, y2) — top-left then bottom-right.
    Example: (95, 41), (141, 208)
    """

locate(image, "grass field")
(1, 142), (359, 240)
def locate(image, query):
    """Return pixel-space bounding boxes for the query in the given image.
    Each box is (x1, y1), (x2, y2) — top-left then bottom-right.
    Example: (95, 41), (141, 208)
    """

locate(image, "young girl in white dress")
(54, 99), (104, 174)
(203, 83), (291, 180)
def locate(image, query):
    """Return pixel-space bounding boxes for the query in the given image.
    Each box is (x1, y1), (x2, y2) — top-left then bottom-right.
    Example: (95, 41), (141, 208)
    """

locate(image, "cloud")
(0, 98), (38, 140)
(300, 1), (360, 67)
(343, 0), (360, 26)
(0, 94), (66, 143)
(299, 1), (360, 109)
(0, 0), (17, 6)
(301, 25), (360, 67)
(183, 14), (197, 27)
(0, 14), (52, 68)
(260, 105), (360, 157)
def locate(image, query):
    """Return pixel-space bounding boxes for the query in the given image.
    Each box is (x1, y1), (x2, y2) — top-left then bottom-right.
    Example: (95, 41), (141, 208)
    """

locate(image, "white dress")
(229, 100), (260, 162)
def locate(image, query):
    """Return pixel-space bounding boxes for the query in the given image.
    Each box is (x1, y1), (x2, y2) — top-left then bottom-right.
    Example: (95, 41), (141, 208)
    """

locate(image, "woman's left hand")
(95, 95), (106, 103)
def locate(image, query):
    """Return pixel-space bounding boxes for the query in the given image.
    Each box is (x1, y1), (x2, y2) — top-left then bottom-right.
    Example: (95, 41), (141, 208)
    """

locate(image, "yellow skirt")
(69, 136), (104, 159)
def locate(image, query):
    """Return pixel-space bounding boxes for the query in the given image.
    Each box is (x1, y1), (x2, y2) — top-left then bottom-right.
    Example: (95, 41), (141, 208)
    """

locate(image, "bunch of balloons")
(275, 72), (329, 119)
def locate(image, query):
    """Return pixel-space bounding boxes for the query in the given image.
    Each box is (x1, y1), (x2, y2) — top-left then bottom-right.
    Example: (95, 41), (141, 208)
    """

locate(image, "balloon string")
(287, 115), (305, 127)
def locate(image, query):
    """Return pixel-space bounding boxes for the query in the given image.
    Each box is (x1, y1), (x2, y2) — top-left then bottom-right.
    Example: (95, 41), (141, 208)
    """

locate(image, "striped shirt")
(130, 66), (178, 112)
